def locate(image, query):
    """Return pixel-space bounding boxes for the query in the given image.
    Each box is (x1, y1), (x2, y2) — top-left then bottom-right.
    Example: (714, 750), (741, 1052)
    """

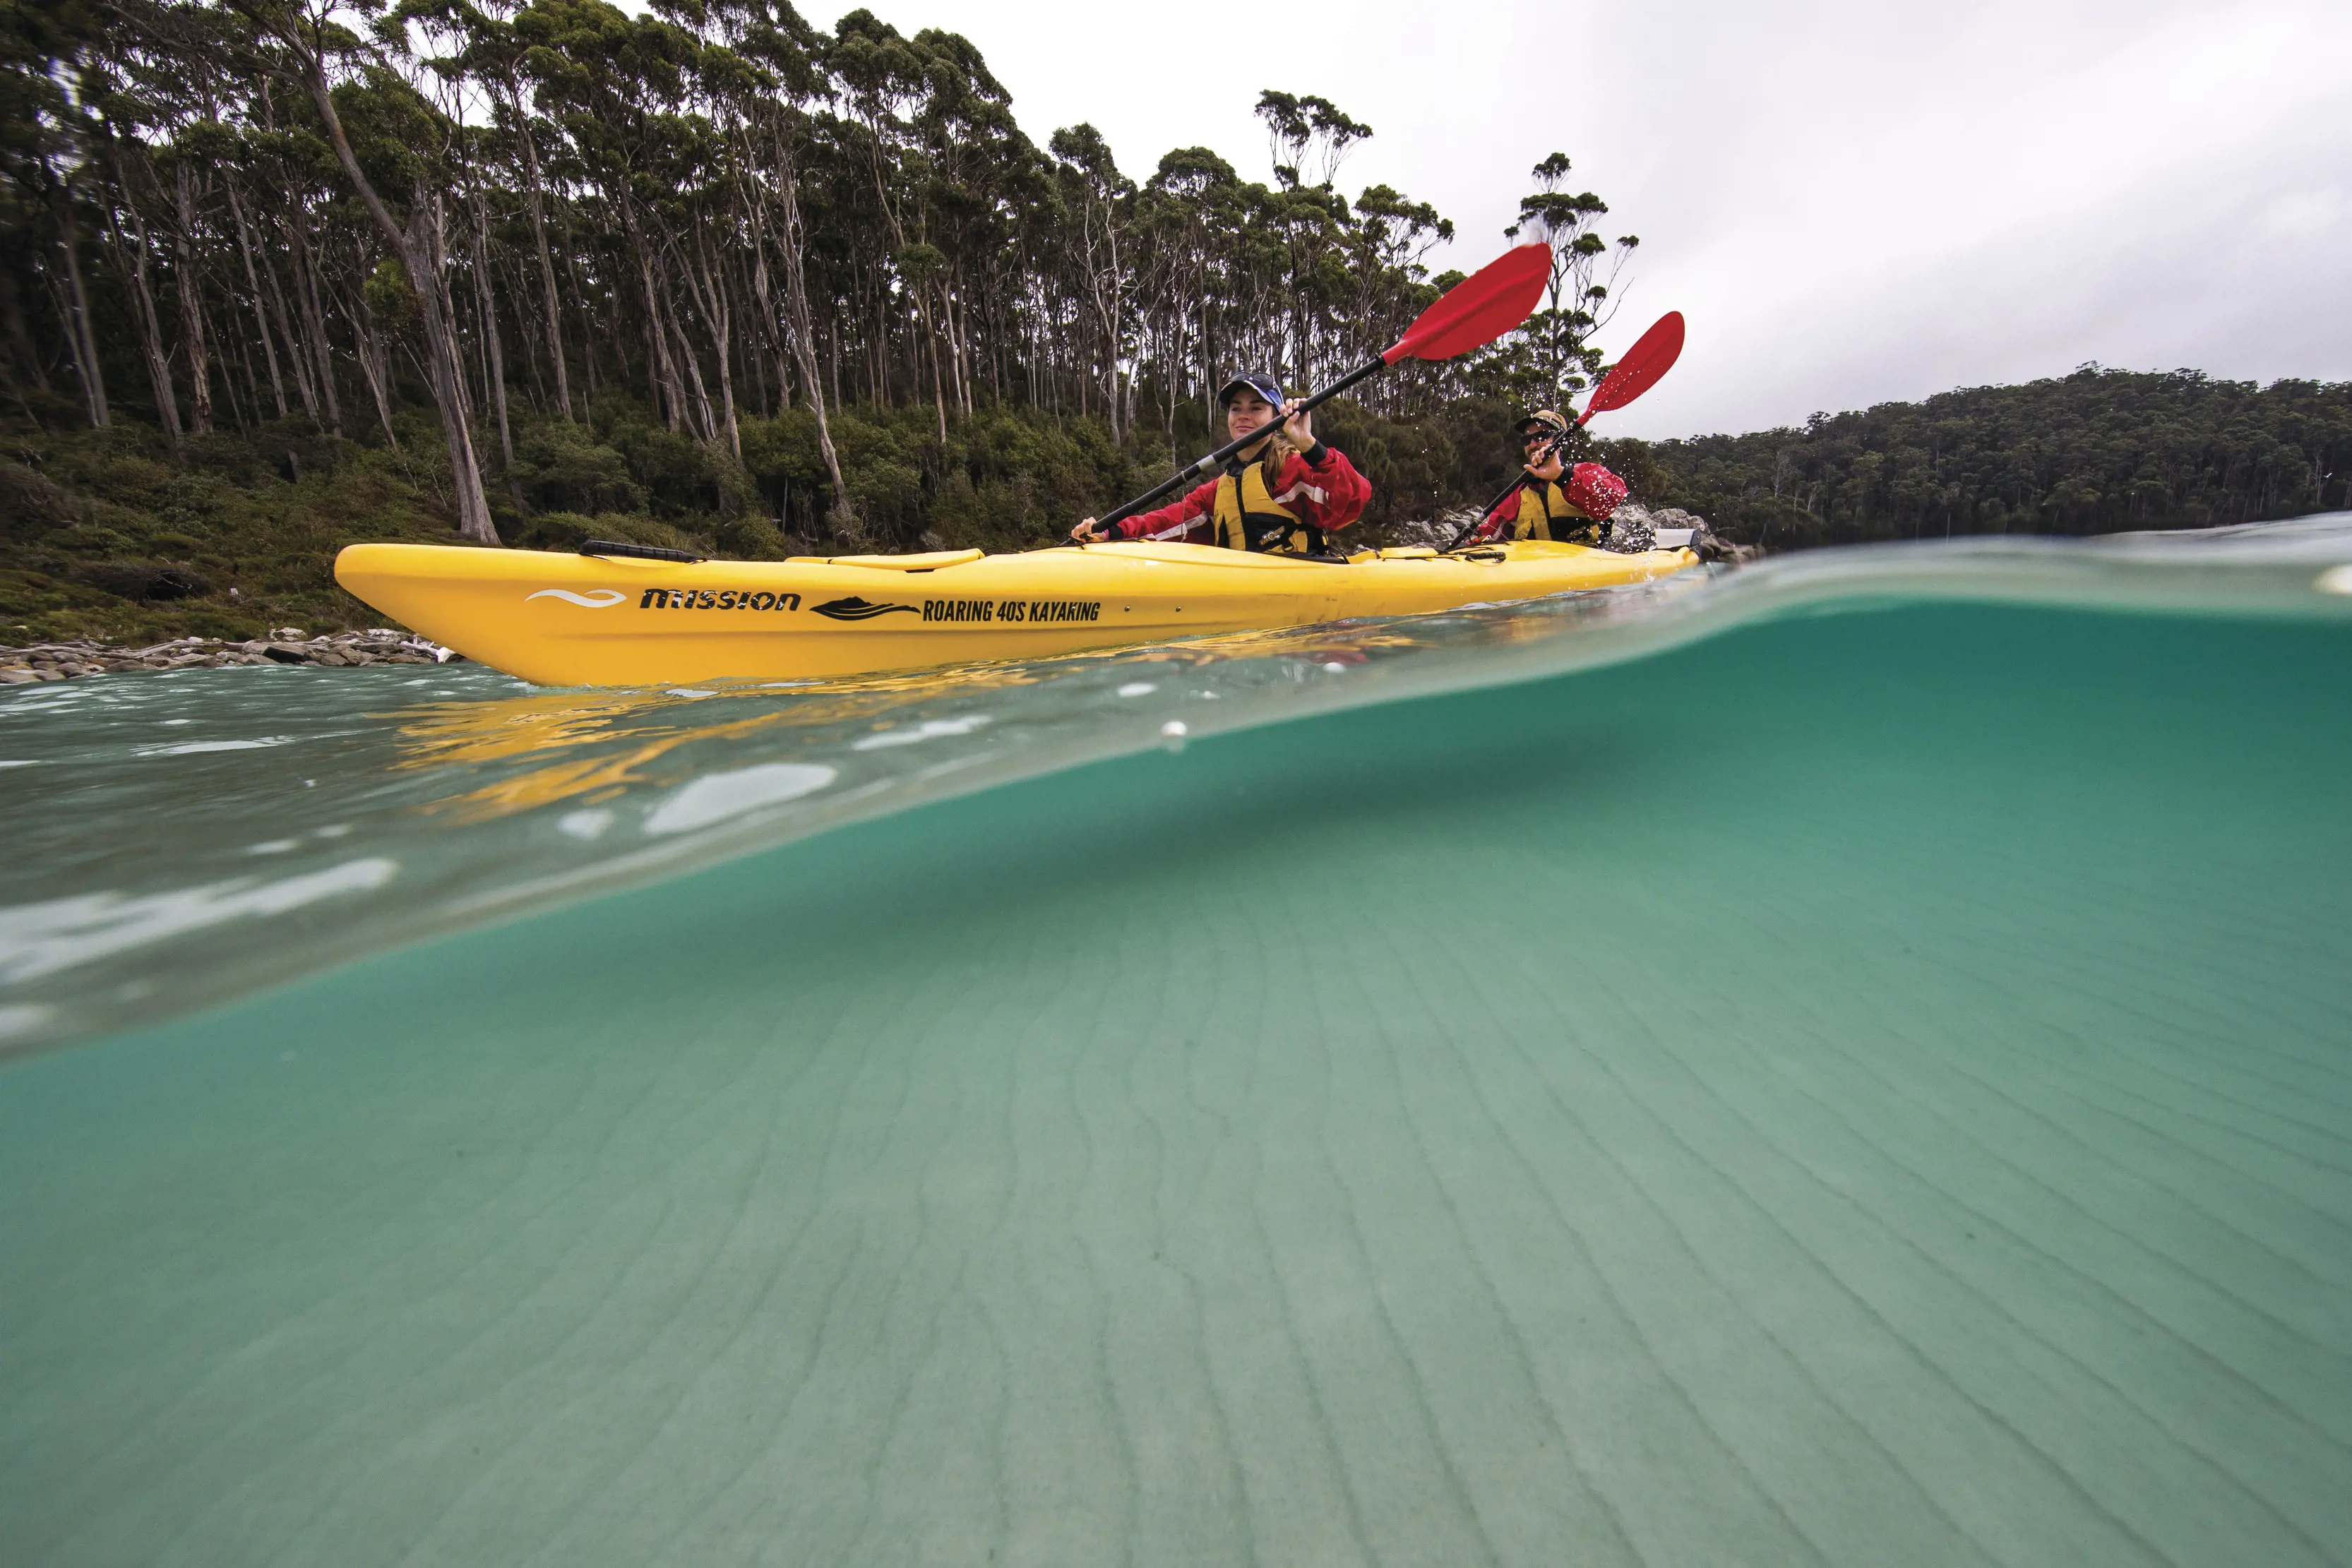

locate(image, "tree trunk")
(669, 298), (717, 443)
(405, 205), (496, 539)
(344, 279), (400, 446)
(49, 183), (107, 426)
(288, 203), (342, 432)
(223, 177), (287, 419)
(748, 116), (851, 522)
(112, 203), (181, 439)
(511, 99), (573, 421)
(923, 289), (948, 444)
(172, 163), (213, 435)
(208, 298), (249, 433)
(746, 222), (788, 407)
(639, 251), (685, 432)
(472, 198), (513, 468)
(686, 230), (739, 459)
(767, 125), (849, 522)
(288, 33), (496, 541)
(562, 244), (598, 406)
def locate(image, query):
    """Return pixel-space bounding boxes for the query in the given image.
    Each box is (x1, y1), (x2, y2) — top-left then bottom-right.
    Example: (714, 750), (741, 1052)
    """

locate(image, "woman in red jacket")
(1469, 408), (1628, 546)
(1070, 372), (1371, 554)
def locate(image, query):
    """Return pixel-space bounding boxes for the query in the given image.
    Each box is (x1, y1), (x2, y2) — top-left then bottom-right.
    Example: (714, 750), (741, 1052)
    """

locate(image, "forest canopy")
(1, 0), (2346, 646)
(1647, 368), (2352, 551)
(1, 0), (1629, 546)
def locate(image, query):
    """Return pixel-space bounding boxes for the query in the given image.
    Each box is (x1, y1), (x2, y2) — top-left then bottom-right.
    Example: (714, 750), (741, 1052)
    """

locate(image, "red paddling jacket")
(1104, 441), (1372, 555)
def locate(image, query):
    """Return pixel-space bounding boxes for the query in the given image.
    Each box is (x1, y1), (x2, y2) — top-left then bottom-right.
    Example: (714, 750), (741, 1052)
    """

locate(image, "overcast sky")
(797, 0), (2352, 438)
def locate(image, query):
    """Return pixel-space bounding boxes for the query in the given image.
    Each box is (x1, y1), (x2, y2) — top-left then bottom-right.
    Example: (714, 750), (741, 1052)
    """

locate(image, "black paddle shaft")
(1094, 354), (1388, 531)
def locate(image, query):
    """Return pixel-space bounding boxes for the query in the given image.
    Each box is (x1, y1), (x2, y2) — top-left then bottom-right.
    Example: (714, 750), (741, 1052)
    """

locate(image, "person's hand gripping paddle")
(1448, 310), (1688, 551)
(1077, 242), (1556, 541)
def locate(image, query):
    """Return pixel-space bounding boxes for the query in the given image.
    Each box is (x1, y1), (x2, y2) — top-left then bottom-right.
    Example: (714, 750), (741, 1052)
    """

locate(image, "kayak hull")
(333, 539), (1700, 687)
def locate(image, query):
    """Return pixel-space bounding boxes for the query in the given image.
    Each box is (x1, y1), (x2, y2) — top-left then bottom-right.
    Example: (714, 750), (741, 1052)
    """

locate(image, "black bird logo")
(811, 597), (918, 622)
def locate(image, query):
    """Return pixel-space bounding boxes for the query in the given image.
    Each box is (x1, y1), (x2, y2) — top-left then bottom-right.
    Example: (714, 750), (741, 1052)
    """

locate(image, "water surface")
(3, 524), (2349, 1565)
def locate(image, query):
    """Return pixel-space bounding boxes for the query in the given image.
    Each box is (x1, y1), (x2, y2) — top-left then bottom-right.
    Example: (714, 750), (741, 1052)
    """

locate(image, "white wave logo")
(527, 587), (628, 609)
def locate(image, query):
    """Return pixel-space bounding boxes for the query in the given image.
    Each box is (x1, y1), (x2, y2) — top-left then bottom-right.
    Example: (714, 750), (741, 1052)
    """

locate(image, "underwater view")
(4, 520), (2350, 1565)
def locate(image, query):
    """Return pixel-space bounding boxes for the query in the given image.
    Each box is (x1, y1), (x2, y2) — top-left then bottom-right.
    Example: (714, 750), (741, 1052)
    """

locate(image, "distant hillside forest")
(2, 0), (2346, 646)
(1649, 369), (2352, 549)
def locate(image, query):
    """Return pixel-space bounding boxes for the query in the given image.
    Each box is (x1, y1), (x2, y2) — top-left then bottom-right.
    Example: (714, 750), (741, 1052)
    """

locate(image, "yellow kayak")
(333, 538), (1700, 687)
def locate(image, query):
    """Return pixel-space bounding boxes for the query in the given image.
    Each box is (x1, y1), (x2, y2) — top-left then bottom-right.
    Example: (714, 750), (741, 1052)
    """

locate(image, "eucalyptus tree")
(229, 95), (352, 435)
(1249, 90), (1371, 391)
(1, 0), (111, 424)
(1344, 184), (1448, 405)
(900, 25), (1029, 421)
(689, 0), (849, 517)
(1045, 122), (1133, 438)
(77, 13), (191, 436)
(1134, 147), (1232, 430)
(398, 0), (574, 424)
(515, 0), (703, 438)
(205, 0), (498, 539)
(1253, 90), (1368, 194)
(830, 8), (974, 442)
(1503, 150), (1639, 408)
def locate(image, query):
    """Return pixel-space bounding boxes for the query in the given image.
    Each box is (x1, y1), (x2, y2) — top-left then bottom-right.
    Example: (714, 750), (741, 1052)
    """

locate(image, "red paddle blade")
(1577, 311), (1685, 423)
(1382, 242), (1552, 364)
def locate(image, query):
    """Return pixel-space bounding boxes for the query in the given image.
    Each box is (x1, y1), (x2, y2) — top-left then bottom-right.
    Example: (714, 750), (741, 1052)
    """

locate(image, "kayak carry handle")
(580, 539), (705, 563)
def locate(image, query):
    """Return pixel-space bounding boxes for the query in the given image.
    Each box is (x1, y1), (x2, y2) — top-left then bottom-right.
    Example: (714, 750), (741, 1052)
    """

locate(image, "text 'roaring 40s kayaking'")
(335, 245), (1696, 687)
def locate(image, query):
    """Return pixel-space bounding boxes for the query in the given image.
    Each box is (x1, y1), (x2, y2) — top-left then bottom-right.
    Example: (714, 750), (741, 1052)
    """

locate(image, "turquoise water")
(4, 524), (2351, 1564)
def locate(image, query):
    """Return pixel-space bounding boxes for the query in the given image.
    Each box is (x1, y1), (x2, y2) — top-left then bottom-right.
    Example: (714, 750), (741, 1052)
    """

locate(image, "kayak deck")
(333, 539), (1700, 687)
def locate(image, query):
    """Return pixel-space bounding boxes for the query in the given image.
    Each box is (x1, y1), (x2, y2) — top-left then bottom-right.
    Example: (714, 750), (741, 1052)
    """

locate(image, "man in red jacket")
(1468, 408), (1628, 546)
(1070, 373), (1371, 554)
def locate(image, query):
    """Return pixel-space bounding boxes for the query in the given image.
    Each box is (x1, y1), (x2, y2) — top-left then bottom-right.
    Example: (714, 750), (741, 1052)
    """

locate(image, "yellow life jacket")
(1212, 455), (1327, 555)
(1510, 479), (1604, 545)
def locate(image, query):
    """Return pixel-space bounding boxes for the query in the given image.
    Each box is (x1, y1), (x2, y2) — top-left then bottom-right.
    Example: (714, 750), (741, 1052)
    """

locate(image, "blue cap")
(1217, 371), (1285, 411)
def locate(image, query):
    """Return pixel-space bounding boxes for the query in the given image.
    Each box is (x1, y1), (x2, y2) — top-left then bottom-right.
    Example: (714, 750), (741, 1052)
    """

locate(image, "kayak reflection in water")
(1070, 372), (1372, 557)
(1464, 408), (1629, 546)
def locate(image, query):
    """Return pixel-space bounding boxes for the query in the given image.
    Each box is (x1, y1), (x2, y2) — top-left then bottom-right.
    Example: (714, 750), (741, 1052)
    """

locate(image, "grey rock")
(1605, 505), (1658, 554)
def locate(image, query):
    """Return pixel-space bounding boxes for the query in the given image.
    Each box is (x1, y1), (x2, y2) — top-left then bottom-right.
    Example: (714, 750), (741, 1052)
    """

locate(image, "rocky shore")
(1, 627), (456, 685)
(1387, 503), (1758, 562)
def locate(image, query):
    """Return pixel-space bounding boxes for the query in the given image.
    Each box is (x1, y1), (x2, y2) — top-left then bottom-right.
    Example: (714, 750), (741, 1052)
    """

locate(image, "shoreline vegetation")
(5, 3), (2347, 652)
